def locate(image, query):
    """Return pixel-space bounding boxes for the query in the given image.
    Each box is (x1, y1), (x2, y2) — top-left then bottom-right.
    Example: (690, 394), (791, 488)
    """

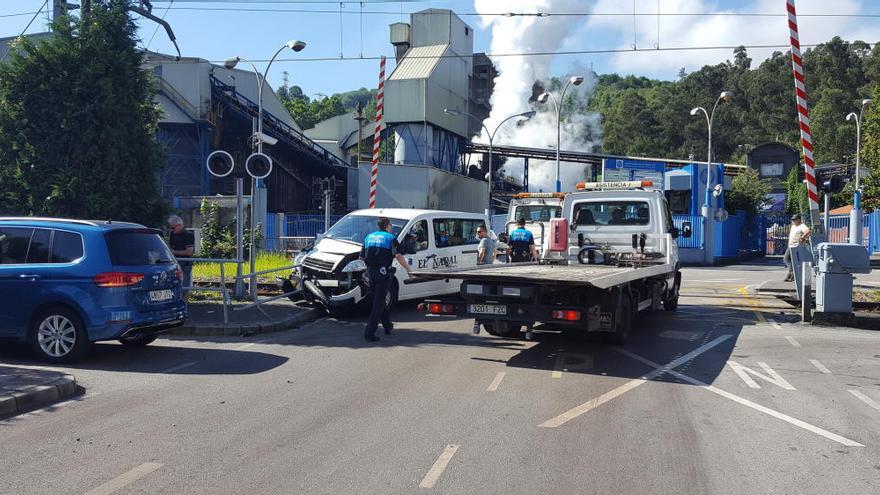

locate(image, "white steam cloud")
(474, 0), (603, 192)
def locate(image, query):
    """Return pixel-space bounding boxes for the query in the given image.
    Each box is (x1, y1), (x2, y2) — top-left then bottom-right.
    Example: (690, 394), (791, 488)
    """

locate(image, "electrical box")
(815, 242), (871, 314)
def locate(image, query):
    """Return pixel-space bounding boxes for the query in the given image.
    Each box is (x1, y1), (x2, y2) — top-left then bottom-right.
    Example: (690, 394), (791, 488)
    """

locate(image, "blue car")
(0, 218), (187, 362)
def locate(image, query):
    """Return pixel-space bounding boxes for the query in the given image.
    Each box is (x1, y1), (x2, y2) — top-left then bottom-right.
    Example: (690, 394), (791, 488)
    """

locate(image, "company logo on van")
(418, 255), (458, 270)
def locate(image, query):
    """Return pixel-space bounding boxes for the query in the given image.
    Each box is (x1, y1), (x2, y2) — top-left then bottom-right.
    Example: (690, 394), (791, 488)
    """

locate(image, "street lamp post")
(690, 90), (733, 265)
(537, 76), (584, 192)
(225, 40), (306, 298)
(846, 98), (872, 246)
(444, 108), (536, 217)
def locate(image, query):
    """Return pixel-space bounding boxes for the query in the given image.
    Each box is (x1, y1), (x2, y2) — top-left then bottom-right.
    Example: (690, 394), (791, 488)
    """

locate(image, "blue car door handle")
(19, 274), (41, 280)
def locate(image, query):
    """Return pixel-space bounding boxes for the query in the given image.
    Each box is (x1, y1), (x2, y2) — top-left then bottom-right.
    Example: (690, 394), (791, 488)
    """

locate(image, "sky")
(2, 0), (879, 98)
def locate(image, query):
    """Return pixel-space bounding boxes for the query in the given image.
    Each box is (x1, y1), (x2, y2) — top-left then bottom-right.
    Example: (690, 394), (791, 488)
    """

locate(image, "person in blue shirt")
(508, 218), (537, 263)
(361, 217), (412, 342)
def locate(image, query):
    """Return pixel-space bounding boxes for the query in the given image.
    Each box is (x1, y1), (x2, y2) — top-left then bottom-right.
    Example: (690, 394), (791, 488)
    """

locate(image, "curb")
(0, 374), (78, 419)
(167, 308), (323, 337)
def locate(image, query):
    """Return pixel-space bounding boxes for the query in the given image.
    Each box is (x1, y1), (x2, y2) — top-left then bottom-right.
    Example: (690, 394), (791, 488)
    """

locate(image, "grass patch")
(192, 251), (294, 282)
(853, 290), (880, 303)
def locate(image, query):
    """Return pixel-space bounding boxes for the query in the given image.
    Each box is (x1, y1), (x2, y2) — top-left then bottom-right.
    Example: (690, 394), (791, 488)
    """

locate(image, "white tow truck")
(418, 181), (690, 343)
(501, 193), (566, 262)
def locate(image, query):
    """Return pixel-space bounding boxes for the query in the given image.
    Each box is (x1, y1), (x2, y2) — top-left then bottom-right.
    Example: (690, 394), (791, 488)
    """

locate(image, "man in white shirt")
(783, 214), (811, 282)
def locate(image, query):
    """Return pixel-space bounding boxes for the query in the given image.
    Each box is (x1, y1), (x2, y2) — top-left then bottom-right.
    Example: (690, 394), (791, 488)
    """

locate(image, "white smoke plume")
(474, 0), (603, 192)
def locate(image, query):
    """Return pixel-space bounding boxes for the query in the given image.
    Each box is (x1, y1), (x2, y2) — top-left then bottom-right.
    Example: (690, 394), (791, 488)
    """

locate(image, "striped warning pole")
(369, 56), (386, 209)
(786, 0), (821, 230)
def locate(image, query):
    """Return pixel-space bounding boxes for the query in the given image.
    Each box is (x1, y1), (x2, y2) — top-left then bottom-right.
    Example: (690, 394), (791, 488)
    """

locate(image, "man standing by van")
(168, 215), (194, 303)
(508, 218), (537, 263)
(477, 225), (495, 265)
(361, 217), (412, 342)
(783, 214), (811, 282)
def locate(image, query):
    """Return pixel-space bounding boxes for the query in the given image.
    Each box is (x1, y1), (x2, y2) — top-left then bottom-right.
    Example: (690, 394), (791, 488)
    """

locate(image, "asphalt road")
(1, 262), (879, 494)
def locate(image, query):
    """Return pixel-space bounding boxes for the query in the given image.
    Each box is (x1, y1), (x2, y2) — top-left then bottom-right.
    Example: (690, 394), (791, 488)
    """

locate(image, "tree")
(784, 167), (808, 215)
(726, 167), (770, 215)
(0, 2), (165, 226)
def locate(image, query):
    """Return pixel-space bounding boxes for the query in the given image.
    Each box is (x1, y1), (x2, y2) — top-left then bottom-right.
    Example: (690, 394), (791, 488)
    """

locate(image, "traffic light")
(820, 175), (844, 194)
(245, 152), (273, 180)
(206, 150), (235, 178)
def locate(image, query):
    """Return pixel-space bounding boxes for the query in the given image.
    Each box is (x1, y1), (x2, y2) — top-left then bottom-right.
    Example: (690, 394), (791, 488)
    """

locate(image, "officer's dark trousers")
(364, 266), (392, 338)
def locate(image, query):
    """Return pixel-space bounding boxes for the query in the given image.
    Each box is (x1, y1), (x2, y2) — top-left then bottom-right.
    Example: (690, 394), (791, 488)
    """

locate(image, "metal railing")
(183, 258), (303, 325)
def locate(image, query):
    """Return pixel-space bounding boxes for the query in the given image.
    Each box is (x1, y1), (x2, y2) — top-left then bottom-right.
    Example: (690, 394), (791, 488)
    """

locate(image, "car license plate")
(468, 304), (507, 315)
(149, 289), (173, 302)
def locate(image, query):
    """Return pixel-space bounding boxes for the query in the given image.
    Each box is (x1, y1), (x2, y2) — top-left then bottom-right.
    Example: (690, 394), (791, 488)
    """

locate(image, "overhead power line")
(160, 6), (880, 18)
(0, 11), (42, 19)
(210, 42), (827, 64)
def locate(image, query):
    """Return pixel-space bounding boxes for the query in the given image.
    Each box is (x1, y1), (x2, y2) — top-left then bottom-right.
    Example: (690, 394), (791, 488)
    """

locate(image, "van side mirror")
(682, 222), (693, 239)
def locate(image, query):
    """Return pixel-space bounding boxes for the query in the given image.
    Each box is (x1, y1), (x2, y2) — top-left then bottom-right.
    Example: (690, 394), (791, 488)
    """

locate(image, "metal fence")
(672, 214), (704, 249)
(285, 214), (343, 238)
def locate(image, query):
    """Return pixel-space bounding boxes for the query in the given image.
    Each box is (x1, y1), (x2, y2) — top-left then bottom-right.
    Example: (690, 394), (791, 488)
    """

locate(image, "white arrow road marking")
(615, 349), (863, 448)
(539, 336), (731, 428)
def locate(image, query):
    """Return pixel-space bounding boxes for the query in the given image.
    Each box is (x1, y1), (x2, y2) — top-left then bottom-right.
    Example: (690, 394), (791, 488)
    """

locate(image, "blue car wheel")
(30, 307), (91, 363)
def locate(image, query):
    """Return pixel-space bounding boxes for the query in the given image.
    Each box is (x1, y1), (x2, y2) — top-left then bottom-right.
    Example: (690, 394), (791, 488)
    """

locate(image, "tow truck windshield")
(513, 205), (562, 222)
(573, 201), (651, 226)
(323, 215), (407, 243)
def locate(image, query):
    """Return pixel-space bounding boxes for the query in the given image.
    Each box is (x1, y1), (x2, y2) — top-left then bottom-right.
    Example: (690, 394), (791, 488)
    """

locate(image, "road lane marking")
(767, 318), (782, 330)
(486, 372), (506, 392)
(785, 336), (802, 348)
(738, 286), (768, 322)
(849, 390), (880, 412)
(161, 361), (199, 373)
(539, 336), (731, 428)
(659, 330), (704, 341)
(419, 445), (459, 489)
(727, 361), (796, 390)
(809, 359), (832, 374)
(616, 348), (863, 447)
(84, 462), (163, 495)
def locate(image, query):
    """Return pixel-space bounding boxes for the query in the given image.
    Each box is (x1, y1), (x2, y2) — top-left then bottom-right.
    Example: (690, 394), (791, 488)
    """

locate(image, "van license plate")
(149, 289), (173, 302)
(469, 304), (507, 315)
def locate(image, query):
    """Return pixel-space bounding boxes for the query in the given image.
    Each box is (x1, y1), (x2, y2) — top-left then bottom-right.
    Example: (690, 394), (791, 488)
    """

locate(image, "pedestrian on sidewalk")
(167, 215), (195, 303)
(361, 217), (412, 342)
(783, 214), (811, 282)
(477, 224), (495, 265)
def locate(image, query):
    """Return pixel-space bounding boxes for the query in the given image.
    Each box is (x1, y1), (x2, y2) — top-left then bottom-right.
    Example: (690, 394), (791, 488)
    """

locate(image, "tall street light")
(537, 75), (584, 192)
(846, 98), (872, 246)
(444, 108), (536, 217)
(690, 90), (733, 266)
(225, 40), (306, 298)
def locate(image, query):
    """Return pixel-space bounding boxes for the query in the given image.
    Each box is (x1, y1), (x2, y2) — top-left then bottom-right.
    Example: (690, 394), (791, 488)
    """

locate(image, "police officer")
(508, 218), (537, 262)
(361, 217), (412, 342)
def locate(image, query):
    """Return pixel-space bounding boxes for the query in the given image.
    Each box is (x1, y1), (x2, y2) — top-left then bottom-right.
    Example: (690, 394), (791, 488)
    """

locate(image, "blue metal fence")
(673, 214), (704, 249)
(285, 214), (344, 238)
(869, 211), (880, 254)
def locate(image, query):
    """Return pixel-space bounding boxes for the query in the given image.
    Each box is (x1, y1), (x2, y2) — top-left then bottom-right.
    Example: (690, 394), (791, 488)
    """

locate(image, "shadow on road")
(0, 342), (288, 375)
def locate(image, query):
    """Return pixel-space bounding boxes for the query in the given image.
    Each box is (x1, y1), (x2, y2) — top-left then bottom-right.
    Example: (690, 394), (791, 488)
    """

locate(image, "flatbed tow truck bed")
(411, 261), (675, 290)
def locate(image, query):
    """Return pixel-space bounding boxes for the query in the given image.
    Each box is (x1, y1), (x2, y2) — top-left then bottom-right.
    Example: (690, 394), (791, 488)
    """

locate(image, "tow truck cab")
(505, 193), (565, 261)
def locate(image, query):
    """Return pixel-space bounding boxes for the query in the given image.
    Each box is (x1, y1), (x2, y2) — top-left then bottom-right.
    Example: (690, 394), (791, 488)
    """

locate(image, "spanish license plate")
(149, 289), (173, 302)
(468, 304), (507, 315)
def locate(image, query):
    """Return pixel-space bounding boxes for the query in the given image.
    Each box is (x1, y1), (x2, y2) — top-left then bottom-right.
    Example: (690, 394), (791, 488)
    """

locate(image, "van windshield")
(513, 205), (562, 222)
(323, 215), (407, 244)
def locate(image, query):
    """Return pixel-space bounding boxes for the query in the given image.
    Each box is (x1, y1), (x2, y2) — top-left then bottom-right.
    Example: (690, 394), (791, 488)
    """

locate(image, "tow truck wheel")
(663, 271), (681, 312)
(607, 294), (633, 345)
(482, 322), (522, 338)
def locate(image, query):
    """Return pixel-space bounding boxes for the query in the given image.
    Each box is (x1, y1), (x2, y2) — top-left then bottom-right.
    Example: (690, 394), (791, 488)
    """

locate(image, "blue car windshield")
(323, 215), (407, 244)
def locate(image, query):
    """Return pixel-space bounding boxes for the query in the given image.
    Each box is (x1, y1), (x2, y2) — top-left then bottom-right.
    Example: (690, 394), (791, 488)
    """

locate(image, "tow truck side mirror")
(670, 227), (680, 239)
(681, 222), (692, 238)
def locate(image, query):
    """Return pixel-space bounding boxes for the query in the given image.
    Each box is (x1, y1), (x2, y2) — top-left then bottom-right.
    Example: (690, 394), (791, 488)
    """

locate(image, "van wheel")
(607, 295), (633, 345)
(119, 335), (157, 347)
(30, 307), (91, 363)
(385, 279), (399, 309)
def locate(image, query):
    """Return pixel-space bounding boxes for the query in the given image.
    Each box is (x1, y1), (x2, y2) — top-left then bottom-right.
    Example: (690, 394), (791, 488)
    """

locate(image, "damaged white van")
(283, 209), (489, 313)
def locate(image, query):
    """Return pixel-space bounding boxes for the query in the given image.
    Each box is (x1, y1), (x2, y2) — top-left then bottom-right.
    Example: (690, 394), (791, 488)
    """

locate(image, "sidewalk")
(0, 365), (78, 419)
(167, 300), (323, 337)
